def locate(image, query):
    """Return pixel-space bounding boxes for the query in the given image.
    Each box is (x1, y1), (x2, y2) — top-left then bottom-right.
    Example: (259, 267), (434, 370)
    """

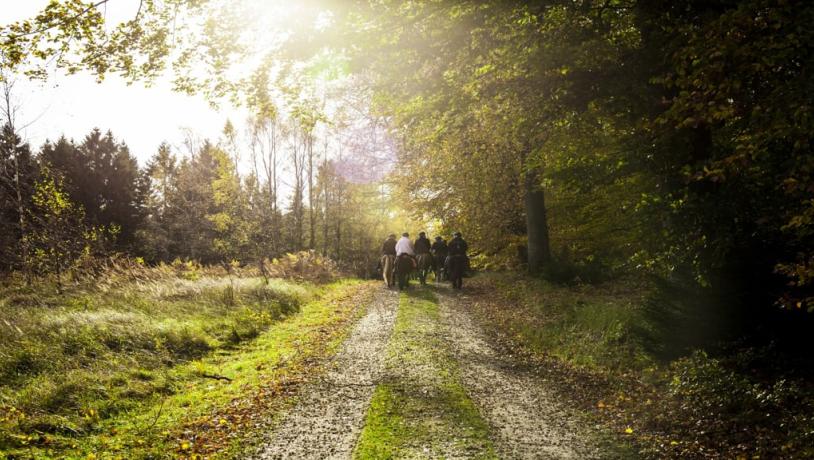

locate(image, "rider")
(381, 233), (397, 256)
(414, 231), (431, 255)
(395, 232), (416, 272)
(431, 235), (448, 274)
(448, 231), (468, 257)
(431, 235), (448, 257)
(447, 232), (469, 288)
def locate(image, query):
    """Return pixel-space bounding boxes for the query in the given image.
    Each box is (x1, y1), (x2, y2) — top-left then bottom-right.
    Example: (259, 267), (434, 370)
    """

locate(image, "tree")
(166, 141), (219, 262)
(26, 167), (94, 292)
(208, 145), (250, 263)
(286, 123), (307, 252)
(0, 123), (37, 273)
(136, 142), (178, 262)
(40, 129), (144, 251)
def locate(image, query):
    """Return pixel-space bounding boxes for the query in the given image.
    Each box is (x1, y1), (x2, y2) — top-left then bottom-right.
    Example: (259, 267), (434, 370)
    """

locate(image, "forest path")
(253, 282), (607, 459)
(253, 288), (399, 459)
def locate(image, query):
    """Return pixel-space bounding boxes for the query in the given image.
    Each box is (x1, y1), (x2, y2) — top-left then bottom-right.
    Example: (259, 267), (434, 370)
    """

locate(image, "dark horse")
(446, 255), (467, 289)
(416, 253), (433, 285)
(395, 255), (415, 290)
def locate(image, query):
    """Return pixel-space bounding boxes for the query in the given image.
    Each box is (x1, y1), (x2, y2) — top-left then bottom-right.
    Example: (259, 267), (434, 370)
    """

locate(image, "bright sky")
(1, 1), (244, 165)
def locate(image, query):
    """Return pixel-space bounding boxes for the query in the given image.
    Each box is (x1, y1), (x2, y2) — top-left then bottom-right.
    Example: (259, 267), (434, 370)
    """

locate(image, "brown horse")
(416, 253), (433, 285)
(381, 255), (396, 288)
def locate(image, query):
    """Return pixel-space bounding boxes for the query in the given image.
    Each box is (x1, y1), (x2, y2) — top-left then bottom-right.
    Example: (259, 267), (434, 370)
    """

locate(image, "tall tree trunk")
(525, 166), (552, 273)
(307, 133), (315, 250)
(335, 180), (343, 262)
(3, 82), (29, 278)
(321, 141), (329, 257)
(13, 149), (28, 276)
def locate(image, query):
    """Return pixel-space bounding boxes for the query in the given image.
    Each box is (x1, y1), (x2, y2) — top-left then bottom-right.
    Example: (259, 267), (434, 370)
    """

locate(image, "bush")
(261, 251), (340, 283)
(542, 254), (612, 285)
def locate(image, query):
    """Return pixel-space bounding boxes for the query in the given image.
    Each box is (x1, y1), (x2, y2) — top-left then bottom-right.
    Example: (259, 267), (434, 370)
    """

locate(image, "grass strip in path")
(353, 287), (497, 459)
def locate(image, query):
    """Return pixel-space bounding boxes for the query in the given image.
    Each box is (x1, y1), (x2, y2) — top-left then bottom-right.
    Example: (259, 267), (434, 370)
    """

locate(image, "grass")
(0, 272), (374, 459)
(480, 272), (653, 372)
(466, 272), (814, 459)
(353, 288), (496, 459)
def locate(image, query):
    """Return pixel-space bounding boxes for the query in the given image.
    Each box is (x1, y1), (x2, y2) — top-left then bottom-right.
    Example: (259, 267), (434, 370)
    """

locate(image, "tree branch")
(2, 0), (112, 39)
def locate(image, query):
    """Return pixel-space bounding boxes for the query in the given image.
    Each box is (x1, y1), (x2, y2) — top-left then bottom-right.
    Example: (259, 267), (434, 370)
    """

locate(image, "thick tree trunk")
(525, 166), (552, 274)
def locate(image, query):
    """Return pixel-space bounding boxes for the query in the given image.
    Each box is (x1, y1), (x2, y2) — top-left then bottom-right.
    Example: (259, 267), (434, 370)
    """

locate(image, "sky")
(1, 0), (244, 166)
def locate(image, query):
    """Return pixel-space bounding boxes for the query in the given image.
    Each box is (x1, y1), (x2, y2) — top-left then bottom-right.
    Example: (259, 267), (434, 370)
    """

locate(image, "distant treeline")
(0, 121), (393, 280)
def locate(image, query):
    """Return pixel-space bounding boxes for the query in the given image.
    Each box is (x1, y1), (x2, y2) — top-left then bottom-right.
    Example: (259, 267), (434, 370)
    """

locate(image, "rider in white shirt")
(395, 232), (415, 256)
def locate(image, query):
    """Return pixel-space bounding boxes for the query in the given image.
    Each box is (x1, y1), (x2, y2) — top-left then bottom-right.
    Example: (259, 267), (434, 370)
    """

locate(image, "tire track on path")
(253, 288), (398, 460)
(437, 287), (604, 459)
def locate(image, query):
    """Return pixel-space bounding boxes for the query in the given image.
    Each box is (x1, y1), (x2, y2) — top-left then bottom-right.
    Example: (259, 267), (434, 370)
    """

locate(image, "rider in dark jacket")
(448, 232), (468, 256)
(381, 234), (397, 256)
(431, 236), (449, 276)
(414, 232), (431, 255)
(431, 236), (448, 258)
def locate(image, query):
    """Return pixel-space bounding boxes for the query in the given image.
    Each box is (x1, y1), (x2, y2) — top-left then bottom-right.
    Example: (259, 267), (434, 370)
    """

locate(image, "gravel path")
(252, 284), (608, 459)
(437, 288), (603, 460)
(253, 289), (398, 460)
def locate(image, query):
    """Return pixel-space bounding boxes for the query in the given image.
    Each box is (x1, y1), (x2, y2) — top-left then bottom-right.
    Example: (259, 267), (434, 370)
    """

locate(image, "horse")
(395, 254), (415, 290)
(434, 253), (448, 282)
(416, 253), (433, 285)
(446, 255), (468, 289)
(381, 255), (396, 288)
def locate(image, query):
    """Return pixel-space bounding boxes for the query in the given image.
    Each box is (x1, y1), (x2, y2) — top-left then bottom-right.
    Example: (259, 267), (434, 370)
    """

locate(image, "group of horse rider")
(380, 231), (469, 289)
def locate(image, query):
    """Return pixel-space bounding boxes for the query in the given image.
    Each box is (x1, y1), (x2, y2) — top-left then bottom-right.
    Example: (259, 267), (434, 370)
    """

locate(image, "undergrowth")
(469, 272), (814, 459)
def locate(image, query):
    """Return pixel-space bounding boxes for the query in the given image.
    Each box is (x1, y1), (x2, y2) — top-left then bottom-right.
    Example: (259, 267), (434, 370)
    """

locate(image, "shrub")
(261, 251), (340, 283)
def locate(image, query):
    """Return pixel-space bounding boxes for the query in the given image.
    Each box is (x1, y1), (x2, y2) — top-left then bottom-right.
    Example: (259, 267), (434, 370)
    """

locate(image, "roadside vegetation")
(0, 258), (374, 459)
(466, 273), (814, 459)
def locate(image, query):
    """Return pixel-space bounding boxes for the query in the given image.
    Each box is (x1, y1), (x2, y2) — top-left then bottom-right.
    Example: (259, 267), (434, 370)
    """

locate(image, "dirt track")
(438, 289), (602, 459)
(253, 283), (613, 459)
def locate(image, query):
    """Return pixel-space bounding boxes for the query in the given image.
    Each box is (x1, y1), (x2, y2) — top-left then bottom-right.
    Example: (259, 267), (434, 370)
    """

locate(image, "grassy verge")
(353, 288), (496, 459)
(465, 272), (814, 459)
(0, 274), (375, 459)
